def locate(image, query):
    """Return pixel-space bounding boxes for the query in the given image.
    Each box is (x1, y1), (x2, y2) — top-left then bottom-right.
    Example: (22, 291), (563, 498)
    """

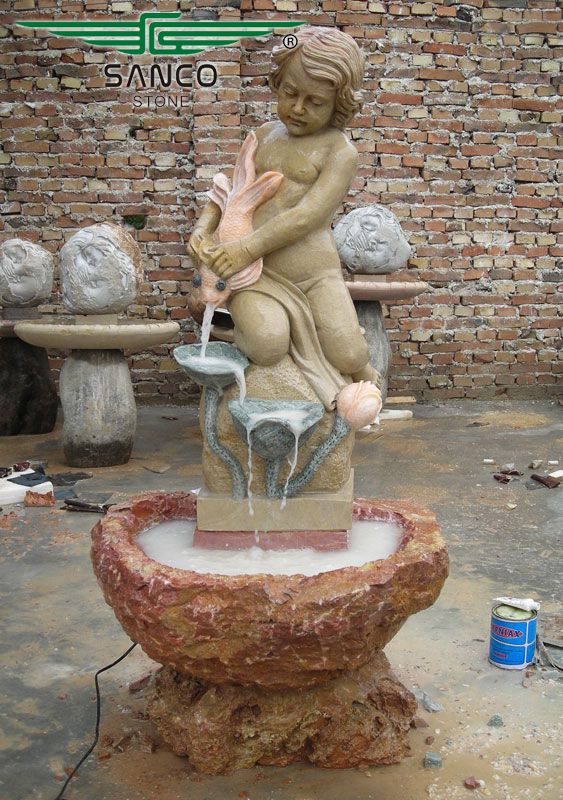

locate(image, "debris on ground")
(63, 496), (114, 513)
(528, 459), (543, 469)
(493, 473), (515, 484)
(410, 716), (429, 728)
(463, 776), (485, 790)
(506, 503), (517, 510)
(530, 473), (560, 489)
(137, 732), (158, 754)
(482, 458), (495, 465)
(24, 490), (55, 507)
(499, 464), (523, 476)
(161, 415), (178, 421)
(143, 463), (171, 474)
(423, 751), (442, 768)
(48, 471), (93, 486)
(525, 479), (543, 491)
(412, 687), (443, 713)
(487, 714), (504, 727)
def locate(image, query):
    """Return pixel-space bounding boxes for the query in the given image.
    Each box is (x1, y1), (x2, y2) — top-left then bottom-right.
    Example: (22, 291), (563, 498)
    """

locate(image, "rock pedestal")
(0, 309), (57, 436)
(148, 651), (417, 774)
(60, 350), (135, 467)
(0, 338), (57, 436)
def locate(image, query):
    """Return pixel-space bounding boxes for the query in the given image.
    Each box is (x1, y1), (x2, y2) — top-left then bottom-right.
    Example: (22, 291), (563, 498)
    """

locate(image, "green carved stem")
(264, 457), (282, 498)
(204, 386), (247, 500)
(277, 414), (351, 499)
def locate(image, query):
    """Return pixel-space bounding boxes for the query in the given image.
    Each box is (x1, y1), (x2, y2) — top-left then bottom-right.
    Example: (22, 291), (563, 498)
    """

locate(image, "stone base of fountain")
(147, 651), (416, 774)
(91, 492), (447, 774)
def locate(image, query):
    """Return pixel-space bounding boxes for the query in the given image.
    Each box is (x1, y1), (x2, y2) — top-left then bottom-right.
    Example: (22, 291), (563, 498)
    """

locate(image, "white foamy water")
(136, 519), (402, 577)
(199, 302), (215, 359)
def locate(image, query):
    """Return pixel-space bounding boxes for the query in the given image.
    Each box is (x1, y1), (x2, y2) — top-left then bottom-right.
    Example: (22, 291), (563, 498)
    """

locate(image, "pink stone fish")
(195, 132), (283, 307)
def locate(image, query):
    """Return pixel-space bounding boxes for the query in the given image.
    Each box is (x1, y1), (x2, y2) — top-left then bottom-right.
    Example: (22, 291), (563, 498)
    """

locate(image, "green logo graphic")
(16, 13), (304, 56)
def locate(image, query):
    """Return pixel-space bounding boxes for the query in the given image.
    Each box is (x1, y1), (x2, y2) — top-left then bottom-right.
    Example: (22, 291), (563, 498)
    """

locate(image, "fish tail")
(228, 171), (283, 216)
(206, 172), (231, 212)
(231, 131), (258, 194)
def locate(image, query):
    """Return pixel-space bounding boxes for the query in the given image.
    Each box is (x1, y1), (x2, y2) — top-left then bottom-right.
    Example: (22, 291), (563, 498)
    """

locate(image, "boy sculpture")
(190, 26), (381, 413)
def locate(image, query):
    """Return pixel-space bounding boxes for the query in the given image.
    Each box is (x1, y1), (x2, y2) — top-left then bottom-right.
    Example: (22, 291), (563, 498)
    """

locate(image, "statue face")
(0, 239), (53, 307)
(61, 225), (140, 314)
(334, 206), (411, 274)
(346, 216), (396, 269)
(277, 55), (337, 137)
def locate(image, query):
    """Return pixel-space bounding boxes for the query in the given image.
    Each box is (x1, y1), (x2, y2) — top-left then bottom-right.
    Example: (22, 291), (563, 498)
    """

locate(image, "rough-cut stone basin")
(91, 491), (448, 690)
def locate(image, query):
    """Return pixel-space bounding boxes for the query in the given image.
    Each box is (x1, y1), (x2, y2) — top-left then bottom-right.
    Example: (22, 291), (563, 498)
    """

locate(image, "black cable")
(53, 641), (138, 800)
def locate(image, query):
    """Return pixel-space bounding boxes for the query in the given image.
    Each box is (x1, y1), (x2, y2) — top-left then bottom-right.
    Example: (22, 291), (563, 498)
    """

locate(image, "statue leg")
(305, 276), (374, 378)
(228, 290), (290, 367)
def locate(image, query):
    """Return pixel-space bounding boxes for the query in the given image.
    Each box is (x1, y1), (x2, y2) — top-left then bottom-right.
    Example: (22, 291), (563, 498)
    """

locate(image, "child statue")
(189, 26), (381, 412)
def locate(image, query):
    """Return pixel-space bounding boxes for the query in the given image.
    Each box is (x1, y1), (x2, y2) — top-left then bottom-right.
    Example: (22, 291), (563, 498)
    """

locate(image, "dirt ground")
(0, 399), (561, 800)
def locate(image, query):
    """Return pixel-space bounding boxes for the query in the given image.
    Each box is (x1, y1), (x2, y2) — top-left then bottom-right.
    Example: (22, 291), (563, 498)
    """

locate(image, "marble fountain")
(90, 26), (448, 775)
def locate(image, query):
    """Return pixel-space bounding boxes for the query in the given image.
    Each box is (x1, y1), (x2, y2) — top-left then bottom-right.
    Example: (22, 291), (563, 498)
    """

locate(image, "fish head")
(192, 264), (231, 308)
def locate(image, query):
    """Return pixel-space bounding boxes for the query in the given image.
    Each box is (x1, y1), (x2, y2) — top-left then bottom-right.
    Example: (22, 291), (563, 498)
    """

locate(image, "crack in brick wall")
(0, 0), (561, 403)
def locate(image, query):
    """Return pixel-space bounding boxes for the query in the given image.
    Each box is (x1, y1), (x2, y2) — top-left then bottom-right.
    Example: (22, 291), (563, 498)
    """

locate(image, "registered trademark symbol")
(283, 34), (297, 49)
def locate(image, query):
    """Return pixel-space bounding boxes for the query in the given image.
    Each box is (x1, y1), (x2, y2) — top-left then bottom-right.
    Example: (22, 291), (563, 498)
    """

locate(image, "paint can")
(489, 603), (537, 670)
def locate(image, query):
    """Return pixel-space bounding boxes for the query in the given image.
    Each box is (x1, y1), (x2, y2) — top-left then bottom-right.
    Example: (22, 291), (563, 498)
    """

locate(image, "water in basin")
(136, 518), (402, 576)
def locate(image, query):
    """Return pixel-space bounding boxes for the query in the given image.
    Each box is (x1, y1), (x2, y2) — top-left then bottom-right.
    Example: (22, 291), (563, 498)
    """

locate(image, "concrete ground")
(0, 399), (561, 800)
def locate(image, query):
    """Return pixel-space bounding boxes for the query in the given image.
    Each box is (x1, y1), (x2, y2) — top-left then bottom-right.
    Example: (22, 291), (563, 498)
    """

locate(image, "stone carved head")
(333, 206), (412, 274)
(0, 238), (54, 308)
(269, 26), (365, 131)
(60, 223), (142, 314)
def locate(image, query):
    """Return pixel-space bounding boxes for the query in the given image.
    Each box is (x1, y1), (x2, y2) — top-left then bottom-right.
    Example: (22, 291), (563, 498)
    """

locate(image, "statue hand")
(188, 230), (214, 262)
(207, 240), (252, 278)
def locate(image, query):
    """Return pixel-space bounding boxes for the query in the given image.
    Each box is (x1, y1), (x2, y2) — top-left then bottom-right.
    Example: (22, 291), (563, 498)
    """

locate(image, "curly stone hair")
(269, 26), (365, 130)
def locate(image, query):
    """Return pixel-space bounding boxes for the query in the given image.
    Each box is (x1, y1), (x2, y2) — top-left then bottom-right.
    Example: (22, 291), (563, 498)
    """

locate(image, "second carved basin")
(91, 491), (448, 690)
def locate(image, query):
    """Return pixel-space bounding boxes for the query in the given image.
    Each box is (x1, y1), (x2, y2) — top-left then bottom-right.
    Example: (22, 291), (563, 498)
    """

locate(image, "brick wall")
(0, 0), (561, 402)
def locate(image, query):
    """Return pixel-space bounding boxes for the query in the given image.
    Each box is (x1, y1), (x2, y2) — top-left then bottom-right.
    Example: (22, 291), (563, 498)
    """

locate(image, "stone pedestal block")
(0, 338), (57, 436)
(196, 472), (353, 532)
(147, 652), (417, 774)
(60, 349), (135, 467)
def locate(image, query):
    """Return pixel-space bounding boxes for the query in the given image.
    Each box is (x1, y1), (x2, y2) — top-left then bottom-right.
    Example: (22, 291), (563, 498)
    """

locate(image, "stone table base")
(60, 349), (136, 467)
(147, 652), (416, 775)
(0, 339), (57, 436)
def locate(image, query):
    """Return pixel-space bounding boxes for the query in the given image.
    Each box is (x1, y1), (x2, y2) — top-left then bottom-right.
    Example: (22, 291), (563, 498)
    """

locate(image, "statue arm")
(187, 201), (221, 260)
(208, 143), (358, 277)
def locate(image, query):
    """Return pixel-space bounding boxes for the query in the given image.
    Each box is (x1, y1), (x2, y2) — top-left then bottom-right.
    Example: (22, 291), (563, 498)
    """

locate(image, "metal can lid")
(493, 604), (535, 621)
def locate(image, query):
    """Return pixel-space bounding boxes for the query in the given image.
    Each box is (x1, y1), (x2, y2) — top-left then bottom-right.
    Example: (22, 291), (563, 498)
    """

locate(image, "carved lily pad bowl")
(228, 399), (325, 461)
(173, 342), (249, 390)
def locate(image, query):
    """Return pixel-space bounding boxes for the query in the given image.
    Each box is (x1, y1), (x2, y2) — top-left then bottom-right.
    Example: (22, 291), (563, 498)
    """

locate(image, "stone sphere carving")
(333, 205), (412, 274)
(60, 223), (143, 314)
(0, 238), (54, 308)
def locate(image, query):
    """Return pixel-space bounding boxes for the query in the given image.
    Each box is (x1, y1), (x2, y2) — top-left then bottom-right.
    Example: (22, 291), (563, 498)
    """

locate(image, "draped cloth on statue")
(229, 268), (349, 411)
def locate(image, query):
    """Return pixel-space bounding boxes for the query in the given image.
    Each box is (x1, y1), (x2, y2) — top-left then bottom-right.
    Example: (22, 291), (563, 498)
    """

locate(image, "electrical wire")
(52, 641), (138, 800)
